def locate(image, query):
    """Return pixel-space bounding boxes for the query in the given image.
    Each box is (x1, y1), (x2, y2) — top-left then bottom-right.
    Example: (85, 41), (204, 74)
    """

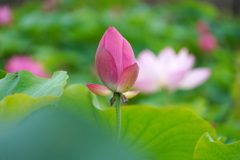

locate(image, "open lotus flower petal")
(158, 47), (176, 67)
(87, 26), (139, 102)
(122, 91), (140, 99)
(86, 83), (112, 97)
(0, 5), (12, 26)
(179, 68), (211, 90)
(166, 70), (187, 90)
(136, 50), (160, 81)
(199, 33), (217, 52)
(196, 20), (217, 52)
(177, 48), (195, 71)
(5, 55), (50, 78)
(134, 47), (211, 93)
(117, 63), (139, 92)
(134, 79), (159, 94)
(134, 50), (162, 93)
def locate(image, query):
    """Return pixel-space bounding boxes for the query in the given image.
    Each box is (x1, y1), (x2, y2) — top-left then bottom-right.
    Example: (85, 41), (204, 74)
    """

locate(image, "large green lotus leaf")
(58, 84), (218, 160)
(0, 106), (141, 160)
(102, 106), (217, 160)
(0, 70), (68, 122)
(0, 70), (7, 79)
(0, 94), (56, 122)
(193, 133), (240, 160)
(58, 84), (103, 123)
(0, 70), (68, 100)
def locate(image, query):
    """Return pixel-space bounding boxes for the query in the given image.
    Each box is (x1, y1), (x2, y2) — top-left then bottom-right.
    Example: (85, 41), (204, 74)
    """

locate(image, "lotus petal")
(117, 63), (139, 92)
(86, 83), (112, 97)
(122, 91), (140, 99)
(99, 26), (124, 76)
(122, 38), (135, 70)
(95, 46), (118, 91)
(179, 68), (211, 90)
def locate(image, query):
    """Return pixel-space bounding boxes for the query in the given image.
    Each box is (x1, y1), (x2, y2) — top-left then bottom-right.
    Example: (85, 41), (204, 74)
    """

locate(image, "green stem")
(114, 93), (121, 144)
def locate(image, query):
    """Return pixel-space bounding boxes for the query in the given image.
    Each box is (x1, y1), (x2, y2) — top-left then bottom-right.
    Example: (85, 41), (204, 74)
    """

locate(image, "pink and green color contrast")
(0, 5), (12, 26)
(5, 55), (50, 78)
(196, 20), (217, 52)
(134, 47), (211, 94)
(86, 27), (139, 102)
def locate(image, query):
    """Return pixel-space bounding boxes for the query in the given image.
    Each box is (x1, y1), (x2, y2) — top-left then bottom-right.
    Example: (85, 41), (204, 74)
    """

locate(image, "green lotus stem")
(114, 92), (121, 144)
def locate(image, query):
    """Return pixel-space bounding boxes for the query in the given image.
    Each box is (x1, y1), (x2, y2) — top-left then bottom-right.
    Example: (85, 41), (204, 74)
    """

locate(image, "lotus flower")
(0, 5), (12, 26)
(5, 55), (50, 78)
(86, 27), (139, 103)
(134, 47), (210, 94)
(199, 33), (217, 52)
(196, 20), (217, 52)
(196, 20), (209, 34)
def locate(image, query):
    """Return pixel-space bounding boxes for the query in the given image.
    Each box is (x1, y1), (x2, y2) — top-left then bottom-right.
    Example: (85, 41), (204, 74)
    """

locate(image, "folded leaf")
(0, 70), (68, 123)
(193, 133), (240, 160)
(0, 70), (68, 100)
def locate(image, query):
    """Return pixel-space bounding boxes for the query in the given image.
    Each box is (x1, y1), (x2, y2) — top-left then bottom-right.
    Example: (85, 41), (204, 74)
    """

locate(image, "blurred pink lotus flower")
(86, 26), (139, 102)
(199, 33), (217, 52)
(5, 55), (50, 78)
(0, 5), (12, 26)
(196, 20), (217, 52)
(196, 20), (209, 34)
(134, 47), (211, 94)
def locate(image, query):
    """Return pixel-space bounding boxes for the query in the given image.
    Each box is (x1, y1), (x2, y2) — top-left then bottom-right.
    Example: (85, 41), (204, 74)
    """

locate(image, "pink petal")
(0, 5), (12, 26)
(134, 79), (160, 94)
(157, 47), (177, 84)
(166, 70), (187, 90)
(199, 33), (217, 52)
(122, 38), (135, 70)
(86, 83), (112, 97)
(134, 50), (161, 94)
(122, 91), (140, 99)
(137, 50), (161, 80)
(5, 55), (50, 78)
(158, 47), (177, 72)
(117, 63), (139, 92)
(95, 46), (118, 91)
(137, 50), (158, 70)
(179, 68), (211, 90)
(177, 48), (195, 70)
(158, 47), (176, 60)
(99, 26), (124, 76)
(158, 47), (196, 90)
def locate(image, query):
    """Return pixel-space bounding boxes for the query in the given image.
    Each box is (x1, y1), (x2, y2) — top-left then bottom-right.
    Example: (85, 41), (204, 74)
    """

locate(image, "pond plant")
(0, 1), (240, 159)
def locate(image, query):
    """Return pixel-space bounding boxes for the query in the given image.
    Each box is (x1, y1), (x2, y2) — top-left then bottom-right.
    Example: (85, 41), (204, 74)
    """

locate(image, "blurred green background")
(0, 0), (240, 142)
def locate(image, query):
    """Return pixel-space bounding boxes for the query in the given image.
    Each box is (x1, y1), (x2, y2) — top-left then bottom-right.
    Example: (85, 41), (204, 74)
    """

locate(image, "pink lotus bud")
(87, 27), (139, 100)
(199, 33), (217, 52)
(0, 5), (12, 26)
(5, 55), (50, 78)
(134, 47), (211, 94)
